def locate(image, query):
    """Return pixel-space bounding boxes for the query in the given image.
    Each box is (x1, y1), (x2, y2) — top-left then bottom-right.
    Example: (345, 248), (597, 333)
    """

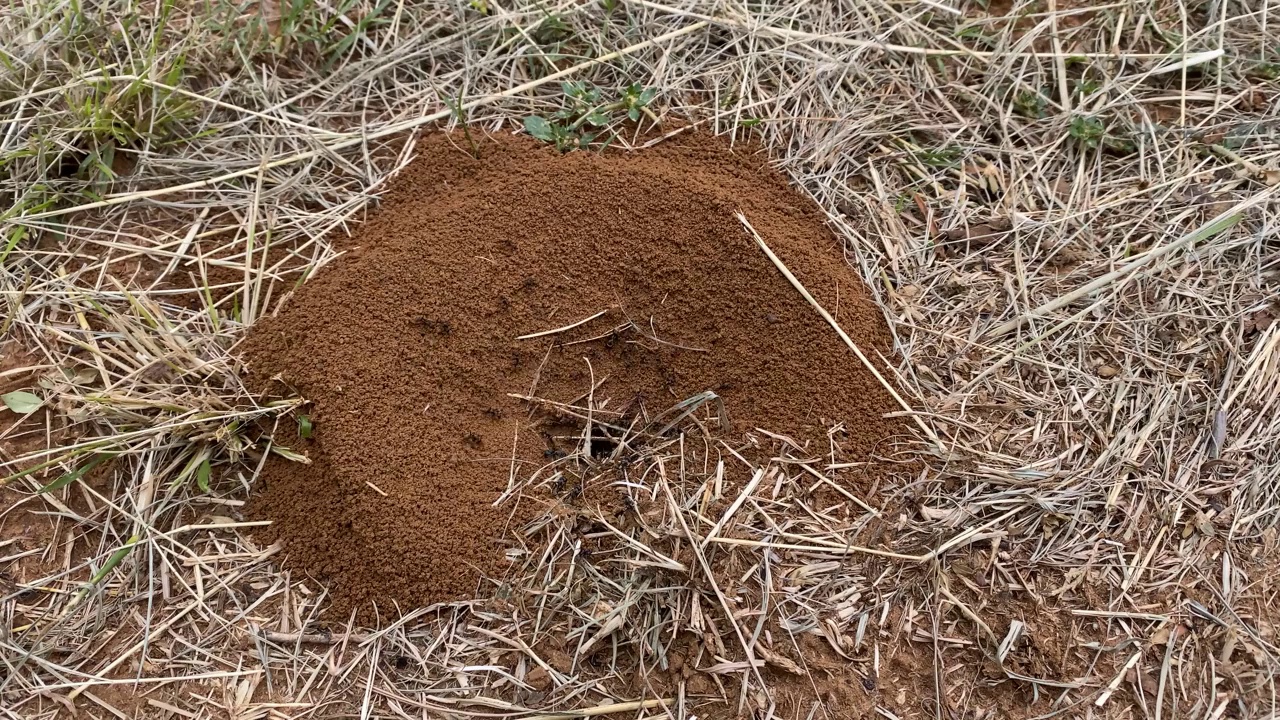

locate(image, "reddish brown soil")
(241, 131), (905, 616)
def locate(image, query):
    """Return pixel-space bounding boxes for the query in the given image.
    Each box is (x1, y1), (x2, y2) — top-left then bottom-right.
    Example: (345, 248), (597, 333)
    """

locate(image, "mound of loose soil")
(242, 131), (904, 614)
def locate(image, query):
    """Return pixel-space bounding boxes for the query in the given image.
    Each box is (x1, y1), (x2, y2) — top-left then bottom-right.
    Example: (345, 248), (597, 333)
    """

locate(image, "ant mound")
(243, 131), (906, 616)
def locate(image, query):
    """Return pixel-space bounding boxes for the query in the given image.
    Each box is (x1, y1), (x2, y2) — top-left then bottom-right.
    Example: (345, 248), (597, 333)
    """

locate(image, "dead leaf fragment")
(525, 666), (552, 691)
(942, 217), (1013, 247)
(919, 504), (975, 526)
(1246, 301), (1278, 334)
(757, 646), (803, 675)
(1150, 624), (1173, 646)
(1195, 510), (1216, 536)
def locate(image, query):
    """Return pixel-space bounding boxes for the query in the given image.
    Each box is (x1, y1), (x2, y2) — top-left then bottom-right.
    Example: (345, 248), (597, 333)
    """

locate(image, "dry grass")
(2, 0), (1278, 718)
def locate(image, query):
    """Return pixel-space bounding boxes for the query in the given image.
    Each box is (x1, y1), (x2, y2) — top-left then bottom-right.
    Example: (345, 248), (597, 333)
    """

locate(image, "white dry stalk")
(738, 211), (942, 449)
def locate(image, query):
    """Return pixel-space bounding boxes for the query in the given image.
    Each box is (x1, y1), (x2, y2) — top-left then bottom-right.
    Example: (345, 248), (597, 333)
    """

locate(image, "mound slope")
(242, 131), (904, 614)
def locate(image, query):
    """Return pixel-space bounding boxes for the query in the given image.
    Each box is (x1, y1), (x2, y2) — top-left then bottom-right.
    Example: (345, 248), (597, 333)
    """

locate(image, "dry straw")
(1, 0), (1277, 718)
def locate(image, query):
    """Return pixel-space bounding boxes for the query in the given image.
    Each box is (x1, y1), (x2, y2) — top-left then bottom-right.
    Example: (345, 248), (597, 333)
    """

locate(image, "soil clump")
(241, 131), (905, 615)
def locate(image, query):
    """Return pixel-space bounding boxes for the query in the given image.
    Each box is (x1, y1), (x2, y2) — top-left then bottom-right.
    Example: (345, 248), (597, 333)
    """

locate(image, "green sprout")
(1069, 115), (1135, 154)
(1248, 63), (1280, 81)
(523, 82), (659, 152)
(196, 457), (212, 493)
(620, 83), (658, 122)
(1013, 90), (1047, 119)
(1069, 115), (1107, 149)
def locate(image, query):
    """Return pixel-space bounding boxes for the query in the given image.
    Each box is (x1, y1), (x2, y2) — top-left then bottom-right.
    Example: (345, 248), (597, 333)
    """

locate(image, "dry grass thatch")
(2, 0), (1279, 718)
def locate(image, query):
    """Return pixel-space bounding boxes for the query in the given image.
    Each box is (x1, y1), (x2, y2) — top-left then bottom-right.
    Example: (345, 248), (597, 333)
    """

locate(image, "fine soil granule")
(242, 131), (904, 615)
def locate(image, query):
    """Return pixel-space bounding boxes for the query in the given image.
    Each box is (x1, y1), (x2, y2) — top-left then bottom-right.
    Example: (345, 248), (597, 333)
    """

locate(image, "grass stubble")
(1, 0), (1278, 717)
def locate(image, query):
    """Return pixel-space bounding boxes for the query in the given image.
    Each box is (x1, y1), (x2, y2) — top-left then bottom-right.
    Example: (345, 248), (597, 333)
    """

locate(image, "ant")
(614, 494), (637, 519)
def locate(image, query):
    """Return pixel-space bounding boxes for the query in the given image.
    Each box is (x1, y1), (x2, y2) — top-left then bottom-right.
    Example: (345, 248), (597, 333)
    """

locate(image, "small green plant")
(1013, 90), (1048, 119)
(531, 12), (573, 48)
(1154, 29), (1184, 53)
(196, 457), (212, 493)
(298, 414), (314, 439)
(207, 0), (393, 66)
(953, 24), (998, 49)
(323, 0), (394, 68)
(1, 390), (42, 414)
(30, 57), (198, 197)
(450, 95), (480, 158)
(37, 453), (114, 494)
(1069, 115), (1136, 154)
(1074, 77), (1103, 100)
(524, 81), (658, 151)
(913, 145), (963, 169)
(1215, 123), (1266, 150)
(1248, 63), (1280, 81)
(1069, 115), (1107, 149)
(620, 83), (658, 122)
